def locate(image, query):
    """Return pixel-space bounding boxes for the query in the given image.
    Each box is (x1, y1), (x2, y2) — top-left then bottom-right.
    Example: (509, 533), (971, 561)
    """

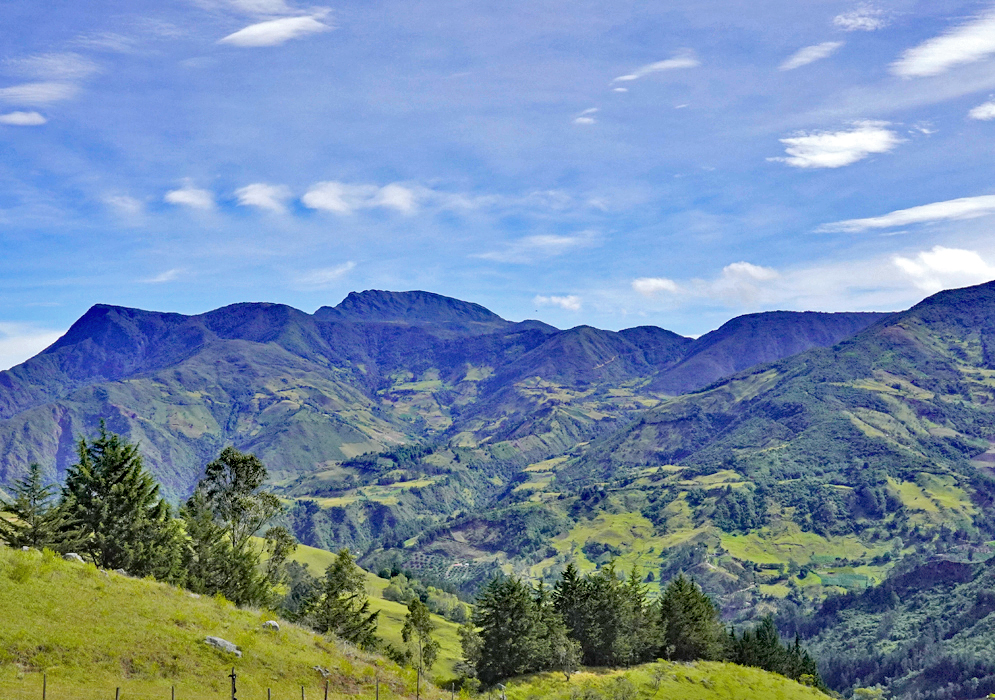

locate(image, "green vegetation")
(0, 544), (430, 700)
(502, 660), (828, 700)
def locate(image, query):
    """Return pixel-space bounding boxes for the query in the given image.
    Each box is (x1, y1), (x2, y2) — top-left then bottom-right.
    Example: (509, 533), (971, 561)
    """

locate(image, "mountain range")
(0, 290), (886, 498)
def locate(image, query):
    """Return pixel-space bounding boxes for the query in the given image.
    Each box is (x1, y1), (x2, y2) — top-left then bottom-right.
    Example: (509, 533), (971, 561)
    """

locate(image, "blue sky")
(4, 0), (995, 368)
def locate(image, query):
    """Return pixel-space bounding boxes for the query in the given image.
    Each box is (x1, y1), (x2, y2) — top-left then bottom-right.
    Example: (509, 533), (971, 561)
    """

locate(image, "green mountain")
(0, 291), (882, 501)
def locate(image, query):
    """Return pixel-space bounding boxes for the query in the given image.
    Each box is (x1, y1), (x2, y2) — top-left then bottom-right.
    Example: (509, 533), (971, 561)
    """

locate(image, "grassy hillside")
(286, 544), (464, 678)
(0, 544), (432, 700)
(503, 660), (828, 700)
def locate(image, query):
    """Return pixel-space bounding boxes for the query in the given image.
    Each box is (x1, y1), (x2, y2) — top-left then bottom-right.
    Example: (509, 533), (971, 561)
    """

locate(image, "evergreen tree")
(472, 576), (547, 684)
(403, 598), (440, 700)
(183, 446), (283, 607)
(658, 575), (724, 661)
(0, 463), (82, 551)
(199, 446), (281, 551)
(313, 549), (380, 649)
(62, 425), (183, 582)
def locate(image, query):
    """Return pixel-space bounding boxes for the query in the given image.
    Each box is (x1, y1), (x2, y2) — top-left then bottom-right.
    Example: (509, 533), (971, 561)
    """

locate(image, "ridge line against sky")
(3, 0), (995, 368)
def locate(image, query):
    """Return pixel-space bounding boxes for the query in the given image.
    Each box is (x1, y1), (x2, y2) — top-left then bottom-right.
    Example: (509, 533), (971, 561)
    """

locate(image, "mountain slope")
(649, 311), (891, 395)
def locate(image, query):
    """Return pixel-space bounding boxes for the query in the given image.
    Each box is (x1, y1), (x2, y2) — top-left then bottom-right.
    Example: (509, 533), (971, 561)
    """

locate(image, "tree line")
(459, 562), (823, 689)
(0, 424), (437, 676)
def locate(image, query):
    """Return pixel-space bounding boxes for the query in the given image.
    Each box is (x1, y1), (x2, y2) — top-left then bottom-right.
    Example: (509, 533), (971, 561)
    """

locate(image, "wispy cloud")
(219, 13), (332, 47)
(574, 107), (598, 125)
(236, 182), (292, 212)
(302, 181), (417, 214)
(104, 194), (144, 216)
(893, 246), (995, 292)
(534, 294), (582, 311)
(292, 261), (356, 289)
(474, 230), (598, 264)
(142, 268), (184, 284)
(165, 182), (215, 210)
(819, 195), (995, 233)
(779, 42), (844, 71)
(633, 262), (779, 305)
(834, 5), (888, 32)
(6, 53), (100, 81)
(0, 322), (65, 372)
(892, 9), (995, 77)
(227, 0), (294, 14)
(612, 50), (699, 82)
(0, 111), (46, 126)
(769, 120), (900, 168)
(969, 100), (995, 120)
(0, 82), (79, 105)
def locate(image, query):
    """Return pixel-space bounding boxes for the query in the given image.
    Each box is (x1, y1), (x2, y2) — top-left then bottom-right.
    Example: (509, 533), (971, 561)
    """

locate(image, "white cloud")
(769, 120), (900, 168)
(632, 277), (680, 296)
(613, 51), (699, 82)
(293, 261), (356, 290)
(892, 9), (995, 78)
(633, 263), (779, 305)
(104, 194), (144, 215)
(227, 0), (293, 14)
(7, 53), (99, 81)
(0, 111), (45, 126)
(236, 182), (292, 212)
(219, 14), (331, 47)
(374, 183), (417, 213)
(969, 100), (995, 120)
(893, 246), (995, 292)
(0, 323), (65, 372)
(165, 183), (215, 210)
(534, 295), (582, 311)
(779, 42), (844, 71)
(613, 87), (628, 93)
(142, 269), (183, 284)
(302, 181), (417, 214)
(0, 82), (79, 104)
(474, 231), (598, 264)
(574, 107), (598, 125)
(834, 6), (888, 31)
(818, 195), (995, 232)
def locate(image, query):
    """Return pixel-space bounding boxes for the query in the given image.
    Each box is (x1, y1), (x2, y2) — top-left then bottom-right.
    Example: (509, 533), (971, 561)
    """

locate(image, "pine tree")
(658, 575), (724, 661)
(0, 463), (82, 551)
(313, 549), (380, 649)
(472, 576), (546, 684)
(199, 446), (281, 551)
(62, 425), (183, 582)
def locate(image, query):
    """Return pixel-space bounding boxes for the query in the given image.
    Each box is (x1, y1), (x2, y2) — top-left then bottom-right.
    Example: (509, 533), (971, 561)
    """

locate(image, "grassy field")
(503, 659), (828, 700)
(286, 544), (465, 679)
(0, 545), (434, 700)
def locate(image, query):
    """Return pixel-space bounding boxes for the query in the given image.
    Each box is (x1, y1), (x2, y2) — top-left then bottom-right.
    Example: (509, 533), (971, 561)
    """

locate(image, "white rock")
(63, 553), (84, 563)
(262, 620), (280, 631)
(205, 636), (242, 657)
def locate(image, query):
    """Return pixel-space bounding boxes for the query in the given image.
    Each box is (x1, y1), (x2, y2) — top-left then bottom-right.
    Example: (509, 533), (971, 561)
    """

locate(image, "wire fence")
(0, 673), (393, 700)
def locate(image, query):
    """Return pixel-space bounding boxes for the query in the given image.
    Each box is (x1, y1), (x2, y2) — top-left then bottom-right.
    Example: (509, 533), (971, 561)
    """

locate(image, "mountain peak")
(316, 289), (510, 332)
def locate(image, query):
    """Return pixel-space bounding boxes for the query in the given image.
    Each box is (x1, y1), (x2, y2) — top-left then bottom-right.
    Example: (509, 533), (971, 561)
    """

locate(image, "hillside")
(786, 556), (995, 700)
(0, 290), (881, 545)
(503, 661), (827, 700)
(0, 544), (429, 700)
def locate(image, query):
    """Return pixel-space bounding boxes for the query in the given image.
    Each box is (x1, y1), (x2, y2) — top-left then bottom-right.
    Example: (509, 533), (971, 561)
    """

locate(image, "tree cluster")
(461, 564), (824, 689)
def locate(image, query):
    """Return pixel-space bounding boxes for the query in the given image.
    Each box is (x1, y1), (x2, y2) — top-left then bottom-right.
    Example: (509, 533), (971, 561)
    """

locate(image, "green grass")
(286, 544), (465, 679)
(0, 545), (435, 700)
(504, 660), (827, 700)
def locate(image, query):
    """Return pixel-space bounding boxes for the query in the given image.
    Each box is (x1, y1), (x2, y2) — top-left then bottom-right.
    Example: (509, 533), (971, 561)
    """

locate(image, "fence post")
(324, 680), (328, 700)
(268, 690), (271, 700)
(43, 673), (46, 700)
(115, 688), (120, 700)
(229, 668), (237, 700)
(171, 685), (175, 700)
(301, 685), (305, 700)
